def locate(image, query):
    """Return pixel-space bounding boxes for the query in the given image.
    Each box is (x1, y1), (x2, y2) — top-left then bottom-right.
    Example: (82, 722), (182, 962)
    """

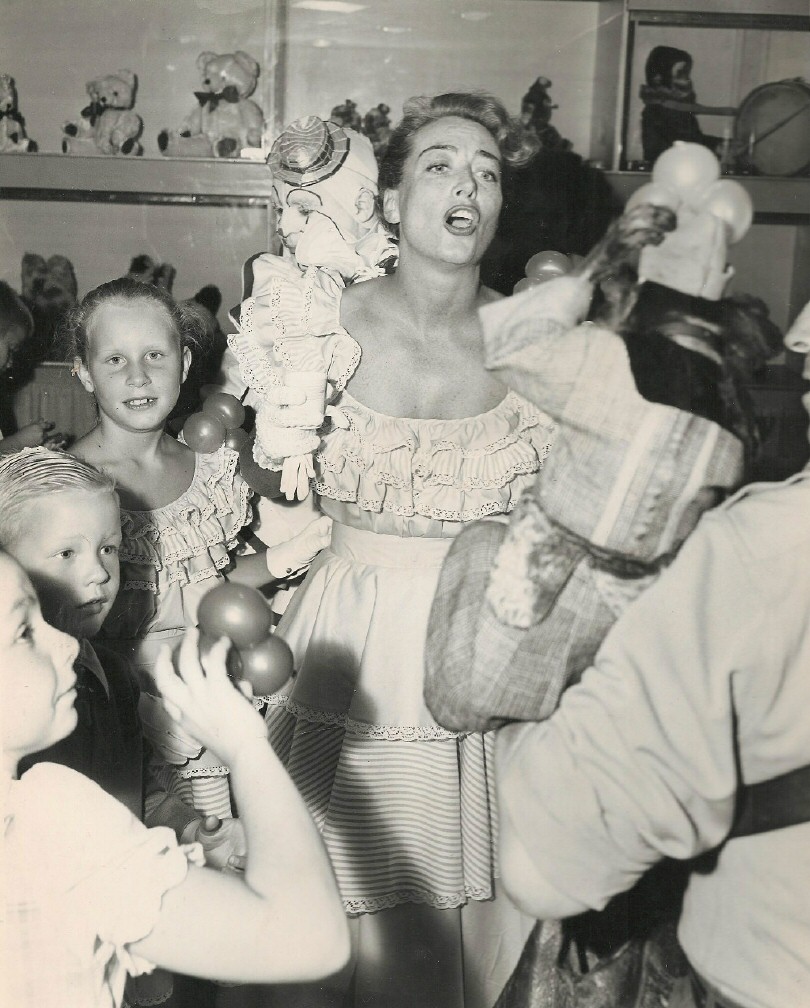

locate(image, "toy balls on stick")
(513, 276), (547, 295)
(695, 179), (754, 244)
(202, 392), (246, 430)
(652, 141), (720, 198)
(234, 635), (294, 696)
(197, 582), (292, 696)
(223, 426), (251, 453)
(525, 250), (573, 280)
(197, 582), (273, 649)
(183, 412), (227, 453)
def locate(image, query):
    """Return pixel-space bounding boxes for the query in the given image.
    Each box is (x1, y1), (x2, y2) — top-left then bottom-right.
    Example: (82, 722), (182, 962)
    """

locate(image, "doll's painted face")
(0, 551), (80, 764)
(271, 175), (373, 255)
(670, 60), (694, 97)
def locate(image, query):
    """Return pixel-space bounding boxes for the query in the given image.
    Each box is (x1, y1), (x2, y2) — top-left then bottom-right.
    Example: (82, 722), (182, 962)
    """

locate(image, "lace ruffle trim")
(175, 765), (231, 779)
(313, 481), (523, 523)
(343, 884), (493, 916)
(263, 694), (468, 740)
(118, 448), (251, 587)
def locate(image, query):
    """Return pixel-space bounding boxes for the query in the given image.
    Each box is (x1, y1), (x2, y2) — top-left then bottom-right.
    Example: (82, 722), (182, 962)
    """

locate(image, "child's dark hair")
(61, 276), (209, 363)
(0, 280), (34, 339)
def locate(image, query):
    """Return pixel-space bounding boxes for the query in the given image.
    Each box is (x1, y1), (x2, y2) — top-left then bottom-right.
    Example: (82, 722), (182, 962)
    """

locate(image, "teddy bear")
(62, 70), (143, 156)
(158, 51), (263, 159)
(0, 74), (37, 153)
(19, 252), (79, 362)
(126, 253), (176, 292)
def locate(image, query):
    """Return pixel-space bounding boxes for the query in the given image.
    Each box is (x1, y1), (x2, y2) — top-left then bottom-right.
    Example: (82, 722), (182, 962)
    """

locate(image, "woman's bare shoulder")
(340, 275), (396, 338)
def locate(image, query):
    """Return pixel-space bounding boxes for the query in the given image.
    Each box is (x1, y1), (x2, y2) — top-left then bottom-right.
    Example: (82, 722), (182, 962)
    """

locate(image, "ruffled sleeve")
(6, 764), (200, 1008)
(228, 256), (360, 470)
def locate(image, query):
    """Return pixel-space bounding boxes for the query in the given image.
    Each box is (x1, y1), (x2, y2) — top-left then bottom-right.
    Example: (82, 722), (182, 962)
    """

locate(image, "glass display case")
(1, 0), (809, 340)
(618, 0), (810, 174)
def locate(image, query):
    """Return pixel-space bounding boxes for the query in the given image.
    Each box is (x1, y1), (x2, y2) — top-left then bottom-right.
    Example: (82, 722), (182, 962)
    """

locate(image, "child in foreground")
(3, 547), (349, 1008)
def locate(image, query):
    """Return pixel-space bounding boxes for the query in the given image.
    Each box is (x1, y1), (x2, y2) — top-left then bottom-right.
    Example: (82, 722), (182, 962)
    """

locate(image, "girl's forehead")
(86, 298), (178, 343)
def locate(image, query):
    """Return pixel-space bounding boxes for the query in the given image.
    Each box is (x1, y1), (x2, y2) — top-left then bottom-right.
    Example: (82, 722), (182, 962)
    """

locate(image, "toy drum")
(735, 78), (810, 177)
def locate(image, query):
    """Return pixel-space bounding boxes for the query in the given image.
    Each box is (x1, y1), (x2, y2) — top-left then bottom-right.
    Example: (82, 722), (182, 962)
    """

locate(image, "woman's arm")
(130, 630), (349, 983)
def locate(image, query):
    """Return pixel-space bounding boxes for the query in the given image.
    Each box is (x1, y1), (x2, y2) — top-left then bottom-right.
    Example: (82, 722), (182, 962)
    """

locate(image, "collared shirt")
(497, 468), (810, 1008)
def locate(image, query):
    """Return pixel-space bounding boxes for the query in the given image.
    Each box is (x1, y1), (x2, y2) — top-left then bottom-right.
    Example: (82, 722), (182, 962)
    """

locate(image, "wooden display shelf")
(2, 156), (808, 222)
(604, 171), (810, 223)
(0, 152), (274, 207)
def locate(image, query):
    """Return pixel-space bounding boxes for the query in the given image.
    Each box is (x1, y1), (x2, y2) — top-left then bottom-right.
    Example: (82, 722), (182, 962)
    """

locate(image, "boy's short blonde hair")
(0, 447), (117, 547)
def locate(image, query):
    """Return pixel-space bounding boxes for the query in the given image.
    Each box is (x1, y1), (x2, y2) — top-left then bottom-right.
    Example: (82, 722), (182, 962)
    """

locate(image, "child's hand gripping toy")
(0, 74), (36, 153)
(62, 70), (143, 156)
(158, 51), (263, 159)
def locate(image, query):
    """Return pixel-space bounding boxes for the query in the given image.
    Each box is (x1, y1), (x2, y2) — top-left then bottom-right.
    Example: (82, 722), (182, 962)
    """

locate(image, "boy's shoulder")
(83, 639), (141, 699)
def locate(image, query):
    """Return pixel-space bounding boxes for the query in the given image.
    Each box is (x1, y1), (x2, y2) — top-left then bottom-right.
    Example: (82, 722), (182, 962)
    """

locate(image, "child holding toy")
(2, 547), (349, 1007)
(65, 278), (329, 816)
(0, 446), (253, 1007)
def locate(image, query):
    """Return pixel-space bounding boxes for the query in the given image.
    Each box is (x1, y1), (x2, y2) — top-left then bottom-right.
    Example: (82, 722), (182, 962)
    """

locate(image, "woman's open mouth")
(444, 205), (479, 236)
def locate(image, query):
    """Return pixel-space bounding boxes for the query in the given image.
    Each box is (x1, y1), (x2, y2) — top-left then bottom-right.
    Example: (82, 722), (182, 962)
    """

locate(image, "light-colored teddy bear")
(62, 70), (143, 156)
(0, 74), (36, 153)
(158, 51), (263, 159)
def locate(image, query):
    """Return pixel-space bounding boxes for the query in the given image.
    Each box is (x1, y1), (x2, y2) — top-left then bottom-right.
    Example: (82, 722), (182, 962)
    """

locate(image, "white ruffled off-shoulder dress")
(230, 257), (555, 1007)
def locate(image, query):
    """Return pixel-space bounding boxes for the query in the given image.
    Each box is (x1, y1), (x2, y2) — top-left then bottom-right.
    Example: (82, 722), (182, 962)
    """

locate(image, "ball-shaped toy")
(513, 276), (548, 295)
(183, 411), (227, 453)
(235, 635), (294, 695)
(202, 392), (246, 431)
(525, 250), (573, 279)
(223, 426), (251, 453)
(197, 582), (273, 649)
(695, 179), (753, 244)
(652, 141), (720, 198)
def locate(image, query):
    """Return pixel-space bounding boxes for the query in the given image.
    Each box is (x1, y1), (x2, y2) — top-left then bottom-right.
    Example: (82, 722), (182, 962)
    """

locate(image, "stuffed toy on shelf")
(0, 74), (37, 153)
(62, 70), (143, 156)
(158, 51), (263, 159)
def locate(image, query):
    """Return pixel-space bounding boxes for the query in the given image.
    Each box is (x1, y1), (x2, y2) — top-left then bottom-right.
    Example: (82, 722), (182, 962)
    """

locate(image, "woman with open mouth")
(229, 92), (552, 1008)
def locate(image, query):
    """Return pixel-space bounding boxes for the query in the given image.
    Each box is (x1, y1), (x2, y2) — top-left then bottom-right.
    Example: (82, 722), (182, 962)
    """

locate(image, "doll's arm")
(227, 514), (332, 588)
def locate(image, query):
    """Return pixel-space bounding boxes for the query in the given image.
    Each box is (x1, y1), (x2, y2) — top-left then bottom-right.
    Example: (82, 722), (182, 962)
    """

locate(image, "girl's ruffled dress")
(230, 256), (556, 1006)
(98, 443), (252, 817)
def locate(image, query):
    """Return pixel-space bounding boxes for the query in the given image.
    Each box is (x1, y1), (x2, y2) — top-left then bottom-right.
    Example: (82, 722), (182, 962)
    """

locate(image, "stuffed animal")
(20, 253), (79, 361)
(62, 70), (143, 156)
(158, 51), (263, 159)
(362, 103), (391, 161)
(329, 98), (362, 133)
(0, 74), (36, 153)
(126, 254), (176, 292)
